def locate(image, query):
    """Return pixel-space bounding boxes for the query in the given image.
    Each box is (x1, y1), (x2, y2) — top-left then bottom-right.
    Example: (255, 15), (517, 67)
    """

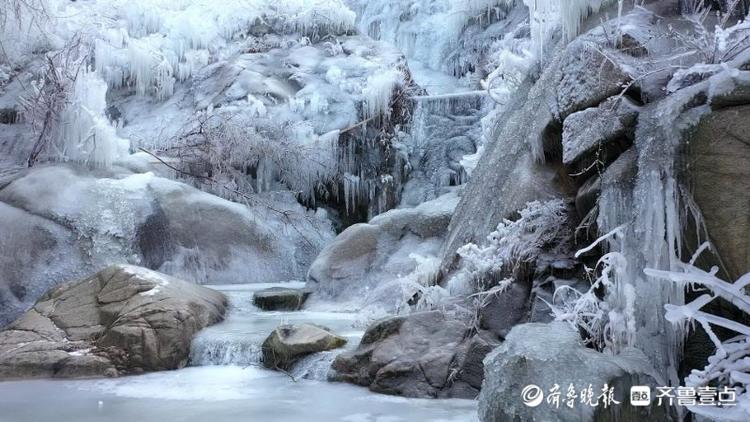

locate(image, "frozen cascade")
(190, 283), (363, 379)
(347, 0), (521, 76)
(346, 0), (539, 207)
(402, 94), (488, 204)
(595, 84), (713, 384)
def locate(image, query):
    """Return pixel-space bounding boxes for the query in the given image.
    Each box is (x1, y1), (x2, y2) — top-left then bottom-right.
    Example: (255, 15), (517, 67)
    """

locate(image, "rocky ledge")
(0, 265), (226, 379)
(253, 287), (311, 311)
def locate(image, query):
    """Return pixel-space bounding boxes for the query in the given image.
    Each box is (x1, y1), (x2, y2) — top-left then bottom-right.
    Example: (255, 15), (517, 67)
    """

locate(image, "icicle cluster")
(362, 69), (404, 118)
(58, 69), (129, 167)
(523, 0), (622, 57)
(349, 0), (518, 75)
(69, 0), (357, 101)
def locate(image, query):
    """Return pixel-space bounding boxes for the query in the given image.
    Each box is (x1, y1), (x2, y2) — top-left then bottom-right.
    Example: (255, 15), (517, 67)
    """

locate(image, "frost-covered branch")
(454, 199), (572, 293)
(647, 243), (750, 421)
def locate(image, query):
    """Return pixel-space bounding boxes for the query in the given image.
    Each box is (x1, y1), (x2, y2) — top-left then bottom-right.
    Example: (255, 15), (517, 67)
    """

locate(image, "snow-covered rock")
(479, 322), (676, 422)
(307, 191), (458, 309)
(0, 164), (333, 327)
(562, 96), (639, 177)
(0, 265), (226, 379)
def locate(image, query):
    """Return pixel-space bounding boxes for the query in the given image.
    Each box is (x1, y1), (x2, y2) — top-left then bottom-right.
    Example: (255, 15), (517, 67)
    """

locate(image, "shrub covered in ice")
(17, 40), (128, 167)
(452, 199), (572, 294)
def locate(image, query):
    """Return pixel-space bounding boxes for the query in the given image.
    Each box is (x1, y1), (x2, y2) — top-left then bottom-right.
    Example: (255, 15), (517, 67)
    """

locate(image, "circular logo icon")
(521, 384), (544, 407)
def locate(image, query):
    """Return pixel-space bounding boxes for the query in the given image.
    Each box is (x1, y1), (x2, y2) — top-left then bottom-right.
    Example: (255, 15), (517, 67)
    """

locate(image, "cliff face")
(441, 3), (750, 390)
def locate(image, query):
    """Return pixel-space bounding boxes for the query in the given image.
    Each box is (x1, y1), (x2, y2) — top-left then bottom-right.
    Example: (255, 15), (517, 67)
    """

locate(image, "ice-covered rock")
(347, 0), (526, 79)
(0, 265), (226, 379)
(562, 96), (639, 178)
(307, 191), (458, 308)
(331, 310), (495, 398)
(401, 96), (485, 206)
(0, 164), (333, 327)
(440, 30), (634, 270)
(261, 324), (347, 371)
(478, 322), (676, 422)
(0, 0), (420, 226)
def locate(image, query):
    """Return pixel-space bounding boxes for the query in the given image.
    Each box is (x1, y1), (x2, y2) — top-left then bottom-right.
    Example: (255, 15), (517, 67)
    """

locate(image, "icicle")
(58, 69), (129, 167)
(362, 69), (404, 119)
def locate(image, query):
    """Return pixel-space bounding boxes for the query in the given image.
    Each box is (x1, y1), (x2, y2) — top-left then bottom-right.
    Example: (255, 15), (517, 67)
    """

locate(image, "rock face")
(261, 324), (347, 370)
(330, 311), (496, 398)
(562, 97), (639, 179)
(253, 287), (311, 311)
(687, 104), (750, 280)
(0, 265), (226, 379)
(0, 164), (333, 327)
(479, 322), (676, 422)
(440, 31), (633, 271)
(478, 280), (533, 340)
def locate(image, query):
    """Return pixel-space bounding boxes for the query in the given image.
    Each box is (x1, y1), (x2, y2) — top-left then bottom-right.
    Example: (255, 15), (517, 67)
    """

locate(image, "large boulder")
(307, 192), (458, 305)
(253, 287), (311, 311)
(0, 265), (226, 379)
(479, 322), (676, 422)
(330, 311), (495, 398)
(261, 324), (347, 370)
(0, 164), (333, 327)
(687, 104), (750, 280)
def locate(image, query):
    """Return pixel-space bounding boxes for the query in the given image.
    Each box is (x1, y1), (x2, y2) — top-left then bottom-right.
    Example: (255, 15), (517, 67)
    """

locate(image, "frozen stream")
(0, 283), (478, 422)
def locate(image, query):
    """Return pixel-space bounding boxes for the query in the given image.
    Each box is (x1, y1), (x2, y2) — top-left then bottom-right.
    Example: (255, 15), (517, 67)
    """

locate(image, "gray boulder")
(330, 311), (494, 398)
(479, 322), (676, 422)
(307, 192), (458, 304)
(555, 42), (633, 120)
(0, 265), (226, 379)
(253, 287), (311, 311)
(261, 324), (347, 371)
(478, 280), (532, 340)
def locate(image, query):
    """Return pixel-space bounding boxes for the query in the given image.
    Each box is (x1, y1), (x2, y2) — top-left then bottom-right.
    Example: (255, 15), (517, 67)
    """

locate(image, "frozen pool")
(0, 284), (478, 422)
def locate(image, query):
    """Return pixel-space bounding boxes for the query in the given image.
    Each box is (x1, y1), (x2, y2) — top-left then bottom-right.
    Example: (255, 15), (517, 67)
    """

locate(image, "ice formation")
(523, 0), (622, 57)
(58, 69), (130, 167)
